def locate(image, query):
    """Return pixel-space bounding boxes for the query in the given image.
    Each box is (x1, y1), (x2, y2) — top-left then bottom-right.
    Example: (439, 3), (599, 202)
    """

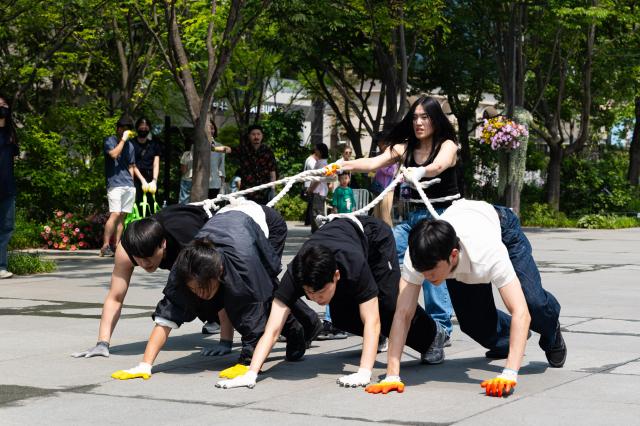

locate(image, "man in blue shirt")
(101, 116), (136, 257)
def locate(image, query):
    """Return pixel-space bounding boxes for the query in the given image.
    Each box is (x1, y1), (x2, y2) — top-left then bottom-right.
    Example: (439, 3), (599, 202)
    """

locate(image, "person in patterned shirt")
(237, 124), (277, 205)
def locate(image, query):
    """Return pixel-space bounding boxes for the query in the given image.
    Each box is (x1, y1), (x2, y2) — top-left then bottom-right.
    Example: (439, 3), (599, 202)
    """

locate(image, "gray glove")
(72, 341), (110, 358)
(201, 339), (232, 356)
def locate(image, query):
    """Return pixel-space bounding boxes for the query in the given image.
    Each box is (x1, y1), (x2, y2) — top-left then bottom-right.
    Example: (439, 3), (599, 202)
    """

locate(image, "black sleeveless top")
(404, 142), (459, 207)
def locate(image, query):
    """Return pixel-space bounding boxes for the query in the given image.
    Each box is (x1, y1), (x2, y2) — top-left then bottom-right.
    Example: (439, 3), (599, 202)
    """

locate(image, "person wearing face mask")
(111, 200), (322, 381)
(0, 95), (19, 279)
(131, 117), (161, 213)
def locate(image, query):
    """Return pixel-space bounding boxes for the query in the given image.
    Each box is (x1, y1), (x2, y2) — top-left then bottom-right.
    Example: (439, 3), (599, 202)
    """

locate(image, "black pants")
(446, 206), (561, 353)
(208, 188), (220, 199)
(263, 205), (321, 348)
(330, 216), (437, 354)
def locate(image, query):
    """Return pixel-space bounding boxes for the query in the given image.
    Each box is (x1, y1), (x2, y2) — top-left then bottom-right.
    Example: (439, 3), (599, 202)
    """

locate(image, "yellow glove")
(111, 362), (152, 380)
(122, 130), (135, 141)
(364, 376), (405, 394)
(480, 368), (517, 397)
(219, 363), (249, 379)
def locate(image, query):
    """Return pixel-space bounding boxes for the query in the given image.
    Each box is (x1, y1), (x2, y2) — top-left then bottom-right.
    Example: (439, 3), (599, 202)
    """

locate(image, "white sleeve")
(401, 248), (424, 285)
(489, 244), (517, 289)
(154, 316), (179, 329)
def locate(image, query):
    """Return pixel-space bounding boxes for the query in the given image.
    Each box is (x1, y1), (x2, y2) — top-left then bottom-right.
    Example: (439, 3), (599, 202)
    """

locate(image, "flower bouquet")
(479, 116), (529, 150)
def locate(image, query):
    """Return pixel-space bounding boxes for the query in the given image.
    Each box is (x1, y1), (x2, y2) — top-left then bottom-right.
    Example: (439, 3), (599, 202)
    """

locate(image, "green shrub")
(521, 202), (575, 227)
(8, 252), (57, 275)
(576, 214), (640, 229)
(272, 193), (307, 221)
(9, 210), (43, 250)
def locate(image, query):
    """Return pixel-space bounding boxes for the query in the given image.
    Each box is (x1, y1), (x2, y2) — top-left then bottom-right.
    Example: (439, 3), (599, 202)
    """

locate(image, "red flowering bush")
(41, 211), (107, 250)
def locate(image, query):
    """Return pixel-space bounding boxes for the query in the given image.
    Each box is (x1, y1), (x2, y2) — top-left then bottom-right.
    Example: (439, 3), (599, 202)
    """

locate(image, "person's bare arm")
(386, 278), (421, 377)
(358, 297), (381, 372)
(423, 140), (458, 177)
(341, 145), (406, 173)
(247, 299), (290, 374)
(218, 308), (234, 341)
(98, 243), (135, 342)
(152, 155), (160, 181)
(498, 278), (531, 372)
(142, 325), (172, 365)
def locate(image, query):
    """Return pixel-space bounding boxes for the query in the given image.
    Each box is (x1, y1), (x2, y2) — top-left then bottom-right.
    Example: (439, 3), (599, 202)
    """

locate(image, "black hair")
(292, 244), (336, 292)
(247, 124), (263, 134)
(408, 219), (460, 272)
(121, 218), (165, 258)
(0, 94), (18, 145)
(315, 143), (329, 159)
(386, 96), (457, 165)
(135, 116), (152, 130)
(209, 116), (218, 138)
(116, 115), (133, 129)
(174, 238), (224, 292)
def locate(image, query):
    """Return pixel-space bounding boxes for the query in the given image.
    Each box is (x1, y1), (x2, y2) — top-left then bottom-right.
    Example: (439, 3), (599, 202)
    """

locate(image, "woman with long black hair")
(341, 95), (461, 363)
(0, 94), (19, 279)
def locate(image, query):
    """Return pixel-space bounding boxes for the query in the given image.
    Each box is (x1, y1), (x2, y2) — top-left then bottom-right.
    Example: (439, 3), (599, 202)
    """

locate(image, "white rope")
(190, 163), (340, 216)
(315, 166), (447, 227)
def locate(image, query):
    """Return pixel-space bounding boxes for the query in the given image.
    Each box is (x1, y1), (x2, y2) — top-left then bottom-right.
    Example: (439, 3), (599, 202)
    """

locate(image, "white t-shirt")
(303, 155), (317, 188)
(180, 150), (193, 180)
(402, 199), (517, 289)
(312, 159), (329, 197)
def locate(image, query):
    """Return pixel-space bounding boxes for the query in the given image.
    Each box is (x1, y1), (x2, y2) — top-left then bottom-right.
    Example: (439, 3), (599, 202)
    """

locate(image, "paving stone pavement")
(1, 223), (639, 425)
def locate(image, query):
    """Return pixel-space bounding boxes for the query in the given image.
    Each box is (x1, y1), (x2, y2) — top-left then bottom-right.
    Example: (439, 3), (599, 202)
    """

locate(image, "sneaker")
(285, 322), (306, 362)
(305, 318), (324, 349)
(99, 246), (115, 257)
(0, 269), (13, 279)
(315, 320), (334, 341)
(443, 334), (452, 348)
(330, 324), (348, 339)
(201, 321), (220, 335)
(545, 323), (567, 368)
(422, 322), (446, 364)
(377, 336), (388, 353)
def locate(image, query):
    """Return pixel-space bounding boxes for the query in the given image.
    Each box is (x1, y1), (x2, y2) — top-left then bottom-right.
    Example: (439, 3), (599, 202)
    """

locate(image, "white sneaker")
(201, 321), (220, 334)
(377, 336), (388, 353)
(0, 269), (13, 279)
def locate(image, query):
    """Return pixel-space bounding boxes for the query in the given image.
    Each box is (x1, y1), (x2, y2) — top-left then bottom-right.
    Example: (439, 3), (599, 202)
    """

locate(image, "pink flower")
(63, 236), (69, 243)
(48, 240), (53, 246)
(70, 245), (77, 251)
(54, 243), (59, 248)
(56, 211), (64, 217)
(65, 213), (73, 219)
(44, 226), (51, 233)
(79, 233), (85, 239)
(78, 242), (85, 247)
(75, 228), (80, 233)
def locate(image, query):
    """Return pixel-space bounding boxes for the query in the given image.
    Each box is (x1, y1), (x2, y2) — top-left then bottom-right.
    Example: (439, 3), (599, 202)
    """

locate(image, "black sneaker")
(285, 323), (306, 362)
(99, 246), (115, 257)
(305, 318), (323, 349)
(330, 324), (348, 339)
(201, 321), (220, 335)
(545, 323), (567, 368)
(316, 320), (335, 341)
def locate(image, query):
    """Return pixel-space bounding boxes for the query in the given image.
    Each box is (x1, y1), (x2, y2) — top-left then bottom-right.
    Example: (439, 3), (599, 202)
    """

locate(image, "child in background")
(331, 172), (356, 214)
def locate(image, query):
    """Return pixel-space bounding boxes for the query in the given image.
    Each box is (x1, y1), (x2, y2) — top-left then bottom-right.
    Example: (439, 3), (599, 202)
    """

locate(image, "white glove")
(148, 180), (157, 194)
(337, 368), (372, 387)
(71, 341), (109, 358)
(408, 166), (427, 182)
(111, 362), (152, 380)
(200, 340), (232, 356)
(122, 130), (134, 141)
(215, 370), (257, 389)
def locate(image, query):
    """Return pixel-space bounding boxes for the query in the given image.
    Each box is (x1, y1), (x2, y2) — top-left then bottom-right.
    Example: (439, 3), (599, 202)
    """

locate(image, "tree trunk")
(546, 143), (563, 210)
(311, 97), (324, 146)
(628, 96), (640, 185)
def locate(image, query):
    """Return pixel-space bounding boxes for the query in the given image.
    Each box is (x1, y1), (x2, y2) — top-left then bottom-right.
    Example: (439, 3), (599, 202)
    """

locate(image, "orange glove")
(481, 368), (517, 397)
(365, 376), (405, 394)
(323, 163), (340, 176)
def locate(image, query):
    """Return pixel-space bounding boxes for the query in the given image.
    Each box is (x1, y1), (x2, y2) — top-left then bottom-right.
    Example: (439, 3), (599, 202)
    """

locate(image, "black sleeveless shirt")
(404, 142), (459, 207)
